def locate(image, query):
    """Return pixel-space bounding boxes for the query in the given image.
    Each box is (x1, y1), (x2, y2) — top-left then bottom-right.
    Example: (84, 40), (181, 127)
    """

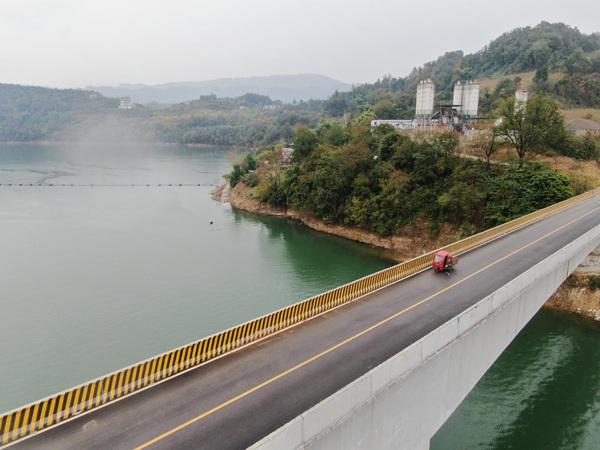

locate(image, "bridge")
(2, 188), (600, 449)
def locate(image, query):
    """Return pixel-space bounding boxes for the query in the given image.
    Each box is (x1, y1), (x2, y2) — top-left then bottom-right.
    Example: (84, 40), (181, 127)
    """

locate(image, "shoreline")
(0, 140), (253, 149)
(214, 181), (600, 323)
(545, 249), (600, 322)
(213, 181), (465, 262)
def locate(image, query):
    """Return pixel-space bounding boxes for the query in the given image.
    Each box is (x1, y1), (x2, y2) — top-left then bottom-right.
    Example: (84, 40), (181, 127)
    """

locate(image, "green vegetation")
(149, 95), (324, 147)
(325, 22), (600, 121)
(588, 275), (600, 290)
(0, 84), (325, 146)
(495, 95), (568, 161)
(2, 22), (599, 150)
(239, 113), (575, 238)
(226, 152), (257, 187)
(2, 21), (598, 248)
(0, 84), (120, 141)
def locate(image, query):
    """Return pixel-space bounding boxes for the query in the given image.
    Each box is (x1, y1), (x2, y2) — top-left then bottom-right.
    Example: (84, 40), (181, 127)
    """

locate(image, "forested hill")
(2, 22), (599, 145)
(464, 22), (600, 76)
(326, 22), (600, 118)
(0, 84), (119, 141)
(0, 83), (325, 145)
(88, 74), (352, 105)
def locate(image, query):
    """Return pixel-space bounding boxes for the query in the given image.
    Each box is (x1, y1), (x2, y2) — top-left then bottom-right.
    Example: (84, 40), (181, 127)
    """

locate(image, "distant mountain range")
(87, 74), (352, 105)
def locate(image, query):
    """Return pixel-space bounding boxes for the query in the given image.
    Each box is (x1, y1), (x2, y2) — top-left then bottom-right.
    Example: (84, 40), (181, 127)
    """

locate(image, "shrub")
(587, 275), (600, 290)
(242, 172), (260, 187)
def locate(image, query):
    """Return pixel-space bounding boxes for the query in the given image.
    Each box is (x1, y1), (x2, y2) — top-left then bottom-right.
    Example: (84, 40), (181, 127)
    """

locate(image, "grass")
(561, 108), (600, 123)
(477, 71), (564, 92)
(477, 71), (600, 124)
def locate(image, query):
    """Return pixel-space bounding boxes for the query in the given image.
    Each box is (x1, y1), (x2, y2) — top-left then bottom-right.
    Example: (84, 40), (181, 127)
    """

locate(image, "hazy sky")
(1, 0), (598, 89)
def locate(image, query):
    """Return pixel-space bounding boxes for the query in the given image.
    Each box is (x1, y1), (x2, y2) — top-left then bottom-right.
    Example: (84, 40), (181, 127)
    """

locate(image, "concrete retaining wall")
(250, 224), (600, 450)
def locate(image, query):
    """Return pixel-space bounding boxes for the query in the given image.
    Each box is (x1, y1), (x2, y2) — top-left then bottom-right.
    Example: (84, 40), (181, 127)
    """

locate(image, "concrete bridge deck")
(8, 193), (600, 449)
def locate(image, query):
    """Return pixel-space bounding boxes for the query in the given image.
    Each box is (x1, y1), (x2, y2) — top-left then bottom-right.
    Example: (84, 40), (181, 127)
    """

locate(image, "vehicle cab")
(432, 250), (457, 273)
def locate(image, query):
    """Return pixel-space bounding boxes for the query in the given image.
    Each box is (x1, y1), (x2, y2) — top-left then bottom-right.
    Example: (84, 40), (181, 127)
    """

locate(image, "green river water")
(1, 144), (599, 448)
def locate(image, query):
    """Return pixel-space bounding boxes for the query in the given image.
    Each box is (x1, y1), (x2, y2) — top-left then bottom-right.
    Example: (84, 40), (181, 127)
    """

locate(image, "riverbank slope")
(546, 248), (600, 321)
(215, 181), (600, 322)
(213, 181), (464, 262)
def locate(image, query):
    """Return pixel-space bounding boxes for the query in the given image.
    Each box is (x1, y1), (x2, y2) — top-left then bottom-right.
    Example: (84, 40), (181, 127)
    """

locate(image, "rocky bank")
(214, 181), (600, 322)
(546, 247), (600, 322)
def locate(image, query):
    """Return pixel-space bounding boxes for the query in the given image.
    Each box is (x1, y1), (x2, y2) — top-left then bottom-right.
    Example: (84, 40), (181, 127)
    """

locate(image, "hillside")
(326, 22), (600, 119)
(2, 22), (599, 146)
(463, 22), (600, 77)
(87, 74), (352, 105)
(0, 84), (120, 141)
(0, 84), (325, 145)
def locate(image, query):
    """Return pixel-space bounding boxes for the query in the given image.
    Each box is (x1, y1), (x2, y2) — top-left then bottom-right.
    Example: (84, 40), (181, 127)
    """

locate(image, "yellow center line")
(135, 206), (600, 449)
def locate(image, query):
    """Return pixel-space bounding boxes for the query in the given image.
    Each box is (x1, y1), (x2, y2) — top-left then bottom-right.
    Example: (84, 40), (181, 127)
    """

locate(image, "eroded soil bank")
(214, 181), (600, 322)
(546, 249), (600, 322)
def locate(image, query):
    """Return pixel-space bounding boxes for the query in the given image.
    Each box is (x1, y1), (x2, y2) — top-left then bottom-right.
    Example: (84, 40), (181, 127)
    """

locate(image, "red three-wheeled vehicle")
(432, 250), (458, 274)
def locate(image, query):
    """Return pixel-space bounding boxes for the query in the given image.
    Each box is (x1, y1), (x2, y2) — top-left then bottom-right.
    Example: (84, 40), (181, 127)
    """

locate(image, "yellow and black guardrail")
(2, 186), (599, 446)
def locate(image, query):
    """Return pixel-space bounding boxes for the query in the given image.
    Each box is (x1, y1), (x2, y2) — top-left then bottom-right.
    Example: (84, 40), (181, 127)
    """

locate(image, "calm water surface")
(0, 143), (393, 413)
(2, 144), (599, 450)
(432, 308), (600, 449)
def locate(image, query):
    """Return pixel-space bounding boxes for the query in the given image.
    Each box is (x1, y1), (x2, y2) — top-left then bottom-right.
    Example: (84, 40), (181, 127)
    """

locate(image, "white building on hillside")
(119, 96), (133, 109)
(371, 119), (416, 130)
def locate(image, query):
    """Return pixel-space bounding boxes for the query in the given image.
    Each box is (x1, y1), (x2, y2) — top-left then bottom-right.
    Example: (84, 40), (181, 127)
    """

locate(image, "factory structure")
(452, 81), (480, 118)
(416, 79), (480, 130)
(372, 79), (480, 132)
(416, 79), (436, 123)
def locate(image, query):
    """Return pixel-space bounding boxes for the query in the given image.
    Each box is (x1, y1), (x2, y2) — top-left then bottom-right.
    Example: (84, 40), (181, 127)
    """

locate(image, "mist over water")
(0, 143), (393, 413)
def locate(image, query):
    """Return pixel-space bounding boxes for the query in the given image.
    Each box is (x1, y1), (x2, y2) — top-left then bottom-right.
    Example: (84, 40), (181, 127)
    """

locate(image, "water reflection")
(232, 208), (394, 288)
(0, 144), (392, 413)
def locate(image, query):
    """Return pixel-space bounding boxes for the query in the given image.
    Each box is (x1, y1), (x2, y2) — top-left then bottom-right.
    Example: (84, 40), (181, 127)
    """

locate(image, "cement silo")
(462, 81), (479, 117)
(453, 81), (464, 111)
(415, 79), (435, 121)
(453, 81), (479, 118)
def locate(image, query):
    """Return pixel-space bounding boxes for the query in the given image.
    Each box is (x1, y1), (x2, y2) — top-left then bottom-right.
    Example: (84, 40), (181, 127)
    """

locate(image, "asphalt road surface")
(11, 194), (600, 450)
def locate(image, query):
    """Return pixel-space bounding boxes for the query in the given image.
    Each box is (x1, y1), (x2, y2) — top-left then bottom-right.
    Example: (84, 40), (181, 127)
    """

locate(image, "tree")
(227, 152), (257, 187)
(317, 122), (347, 147)
(378, 132), (399, 161)
(373, 99), (398, 119)
(533, 65), (549, 85)
(325, 91), (348, 117)
(495, 95), (567, 162)
(291, 126), (319, 162)
(471, 128), (499, 169)
(484, 162), (572, 226)
(573, 133), (600, 160)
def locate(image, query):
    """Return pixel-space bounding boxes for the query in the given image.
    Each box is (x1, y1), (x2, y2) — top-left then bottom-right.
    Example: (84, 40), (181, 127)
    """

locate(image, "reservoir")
(0, 143), (393, 413)
(432, 308), (600, 449)
(1, 144), (599, 448)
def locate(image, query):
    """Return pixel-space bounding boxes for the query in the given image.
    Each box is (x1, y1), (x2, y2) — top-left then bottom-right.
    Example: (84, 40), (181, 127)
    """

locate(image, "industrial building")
(371, 79), (481, 133)
(415, 80), (480, 131)
(118, 96), (133, 109)
(566, 118), (600, 136)
(370, 119), (416, 130)
(453, 81), (479, 119)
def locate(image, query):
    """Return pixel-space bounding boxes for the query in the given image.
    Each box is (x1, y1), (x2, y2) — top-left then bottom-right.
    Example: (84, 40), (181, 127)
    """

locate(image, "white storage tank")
(462, 81), (479, 117)
(453, 81), (479, 118)
(453, 81), (464, 110)
(416, 79), (435, 119)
